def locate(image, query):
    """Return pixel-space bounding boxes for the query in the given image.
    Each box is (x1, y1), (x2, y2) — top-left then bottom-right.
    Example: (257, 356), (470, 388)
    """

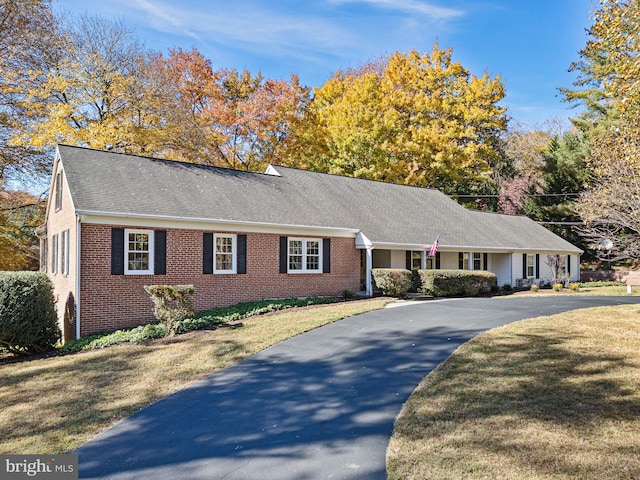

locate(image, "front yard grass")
(0, 297), (391, 455)
(387, 304), (640, 480)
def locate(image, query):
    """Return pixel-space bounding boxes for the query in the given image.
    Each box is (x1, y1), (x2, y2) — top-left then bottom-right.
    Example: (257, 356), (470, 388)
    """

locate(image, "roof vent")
(264, 165), (281, 176)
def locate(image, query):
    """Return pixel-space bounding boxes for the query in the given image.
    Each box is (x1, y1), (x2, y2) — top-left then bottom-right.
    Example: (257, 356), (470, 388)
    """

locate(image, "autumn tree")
(284, 44), (507, 193)
(0, 0), (62, 186)
(155, 48), (309, 170)
(0, 190), (45, 270)
(564, 0), (640, 259)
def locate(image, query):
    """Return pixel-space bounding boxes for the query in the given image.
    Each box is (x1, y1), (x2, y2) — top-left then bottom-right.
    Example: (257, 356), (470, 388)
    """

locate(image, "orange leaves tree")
(283, 44), (507, 193)
(152, 48), (309, 170)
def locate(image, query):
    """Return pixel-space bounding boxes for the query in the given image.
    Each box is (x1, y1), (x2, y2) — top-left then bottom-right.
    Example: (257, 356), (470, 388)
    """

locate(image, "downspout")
(75, 215), (81, 340)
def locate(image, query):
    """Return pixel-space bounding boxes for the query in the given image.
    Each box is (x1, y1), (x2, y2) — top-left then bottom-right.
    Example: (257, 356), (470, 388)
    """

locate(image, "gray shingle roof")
(57, 144), (581, 253)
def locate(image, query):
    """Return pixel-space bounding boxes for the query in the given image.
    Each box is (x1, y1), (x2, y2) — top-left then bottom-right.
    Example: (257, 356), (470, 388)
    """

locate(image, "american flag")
(428, 234), (440, 257)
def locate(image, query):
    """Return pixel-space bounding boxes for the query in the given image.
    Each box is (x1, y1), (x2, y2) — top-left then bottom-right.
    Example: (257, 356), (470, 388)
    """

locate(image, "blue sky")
(54, 0), (592, 127)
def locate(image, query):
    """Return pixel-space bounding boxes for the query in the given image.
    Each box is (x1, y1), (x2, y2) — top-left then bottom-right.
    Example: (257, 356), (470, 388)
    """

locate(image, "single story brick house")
(40, 145), (582, 340)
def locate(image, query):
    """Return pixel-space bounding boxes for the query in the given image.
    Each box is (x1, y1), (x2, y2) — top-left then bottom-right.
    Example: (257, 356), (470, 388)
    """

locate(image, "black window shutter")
(483, 253), (488, 271)
(567, 255), (571, 274)
(237, 234), (247, 274)
(203, 233), (213, 274)
(279, 236), (288, 273)
(535, 254), (540, 279)
(522, 253), (527, 277)
(154, 230), (167, 275)
(435, 252), (441, 269)
(406, 250), (411, 270)
(323, 238), (331, 273)
(111, 228), (124, 275)
(458, 252), (464, 270)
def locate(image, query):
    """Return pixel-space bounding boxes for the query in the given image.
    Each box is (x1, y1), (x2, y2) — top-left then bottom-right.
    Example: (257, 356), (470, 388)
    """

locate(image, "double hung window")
(526, 254), (535, 278)
(214, 234), (236, 274)
(125, 229), (154, 275)
(288, 238), (321, 273)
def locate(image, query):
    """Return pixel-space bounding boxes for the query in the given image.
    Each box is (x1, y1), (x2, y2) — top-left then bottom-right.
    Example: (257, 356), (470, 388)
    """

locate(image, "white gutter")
(75, 210), (360, 235)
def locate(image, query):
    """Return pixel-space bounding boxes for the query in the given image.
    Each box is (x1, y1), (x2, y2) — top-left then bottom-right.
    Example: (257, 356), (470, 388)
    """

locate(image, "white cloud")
(328, 0), (464, 20)
(126, 0), (357, 61)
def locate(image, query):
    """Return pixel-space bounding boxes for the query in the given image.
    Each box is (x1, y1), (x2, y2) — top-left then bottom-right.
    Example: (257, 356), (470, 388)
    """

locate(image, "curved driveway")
(75, 296), (640, 479)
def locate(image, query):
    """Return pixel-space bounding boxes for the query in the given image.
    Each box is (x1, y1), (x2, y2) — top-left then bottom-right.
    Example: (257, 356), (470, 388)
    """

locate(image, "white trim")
(77, 212), (358, 238)
(124, 228), (155, 275)
(213, 233), (237, 274)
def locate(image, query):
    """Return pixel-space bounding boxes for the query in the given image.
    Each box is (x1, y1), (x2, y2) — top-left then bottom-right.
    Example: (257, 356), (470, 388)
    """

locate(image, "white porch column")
(421, 250), (426, 270)
(467, 252), (473, 270)
(366, 247), (373, 297)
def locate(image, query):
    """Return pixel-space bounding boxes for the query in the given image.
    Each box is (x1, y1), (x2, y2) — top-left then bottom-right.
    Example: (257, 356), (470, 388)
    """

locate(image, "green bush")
(60, 323), (167, 353)
(0, 272), (60, 354)
(144, 285), (195, 336)
(569, 282), (580, 291)
(417, 269), (497, 297)
(553, 283), (563, 291)
(502, 283), (513, 292)
(372, 268), (412, 296)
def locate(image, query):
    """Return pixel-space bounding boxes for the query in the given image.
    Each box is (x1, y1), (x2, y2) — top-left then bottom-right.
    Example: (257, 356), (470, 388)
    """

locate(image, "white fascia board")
(77, 211), (359, 238)
(355, 232), (373, 249)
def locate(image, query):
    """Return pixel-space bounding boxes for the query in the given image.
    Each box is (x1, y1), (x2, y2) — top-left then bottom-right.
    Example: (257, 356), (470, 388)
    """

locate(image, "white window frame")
(214, 233), (237, 274)
(125, 229), (154, 275)
(473, 252), (482, 271)
(61, 229), (70, 276)
(526, 254), (535, 278)
(288, 237), (322, 273)
(51, 234), (58, 274)
(54, 171), (63, 212)
(411, 250), (422, 270)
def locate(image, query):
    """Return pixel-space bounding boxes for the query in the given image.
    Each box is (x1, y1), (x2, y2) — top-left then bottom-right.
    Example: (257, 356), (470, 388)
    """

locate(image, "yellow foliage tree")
(564, 0), (640, 259)
(284, 44), (507, 193)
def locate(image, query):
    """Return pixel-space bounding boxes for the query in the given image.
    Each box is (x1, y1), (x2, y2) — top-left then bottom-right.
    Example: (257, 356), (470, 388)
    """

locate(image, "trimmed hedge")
(0, 272), (60, 354)
(372, 268), (412, 296)
(417, 269), (497, 297)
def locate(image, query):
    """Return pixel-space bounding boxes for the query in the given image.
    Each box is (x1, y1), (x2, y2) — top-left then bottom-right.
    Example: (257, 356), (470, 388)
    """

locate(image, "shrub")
(61, 323), (167, 353)
(490, 284), (500, 294)
(569, 282), (580, 291)
(553, 283), (563, 291)
(0, 272), (60, 354)
(342, 289), (355, 299)
(372, 269), (412, 296)
(144, 285), (195, 336)
(530, 284), (540, 292)
(61, 297), (339, 353)
(502, 283), (513, 292)
(417, 270), (497, 297)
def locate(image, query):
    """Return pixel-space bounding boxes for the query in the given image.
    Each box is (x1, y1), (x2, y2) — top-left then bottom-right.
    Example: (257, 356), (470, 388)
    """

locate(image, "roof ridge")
(57, 144), (277, 178)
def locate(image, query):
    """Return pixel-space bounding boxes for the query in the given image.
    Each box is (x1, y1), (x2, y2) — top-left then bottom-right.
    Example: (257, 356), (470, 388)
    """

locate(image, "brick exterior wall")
(45, 164), (78, 342)
(79, 224), (360, 336)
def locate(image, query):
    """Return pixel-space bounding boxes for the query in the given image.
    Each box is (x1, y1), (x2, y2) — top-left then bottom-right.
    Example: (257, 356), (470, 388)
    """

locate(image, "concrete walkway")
(75, 296), (640, 479)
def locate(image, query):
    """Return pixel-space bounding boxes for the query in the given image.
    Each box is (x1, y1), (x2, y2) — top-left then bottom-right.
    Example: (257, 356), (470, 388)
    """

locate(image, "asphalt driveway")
(74, 296), (640, 479)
